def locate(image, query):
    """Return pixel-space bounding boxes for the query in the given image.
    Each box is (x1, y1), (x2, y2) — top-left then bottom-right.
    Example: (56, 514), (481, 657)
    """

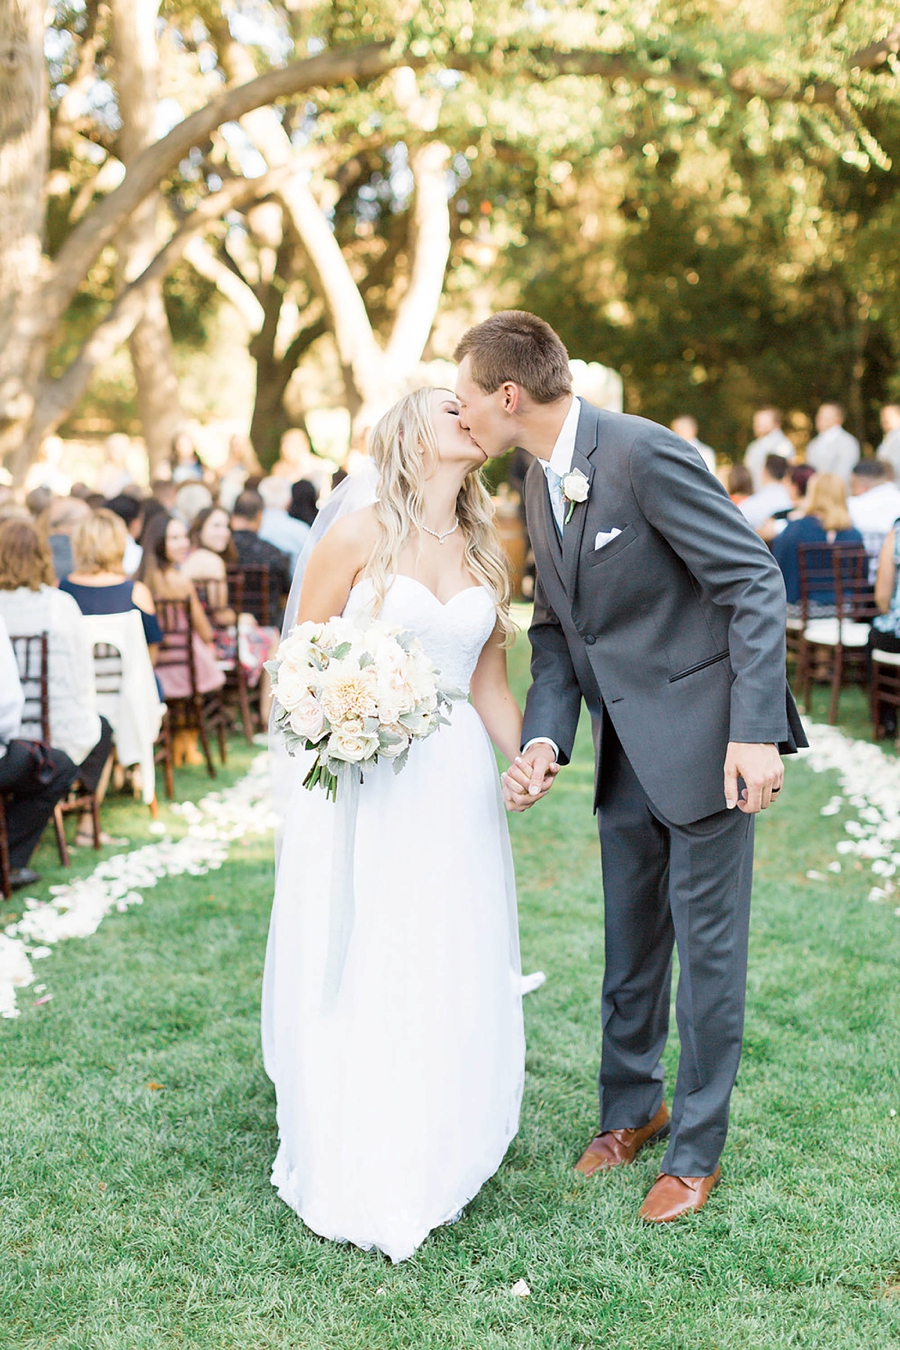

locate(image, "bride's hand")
(502, 746), (560, 812)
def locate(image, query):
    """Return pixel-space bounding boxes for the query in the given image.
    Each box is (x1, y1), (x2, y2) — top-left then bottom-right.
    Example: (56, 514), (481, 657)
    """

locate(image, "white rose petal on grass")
(511, 1279), (531, 1298)
(805, 870), (826, 881)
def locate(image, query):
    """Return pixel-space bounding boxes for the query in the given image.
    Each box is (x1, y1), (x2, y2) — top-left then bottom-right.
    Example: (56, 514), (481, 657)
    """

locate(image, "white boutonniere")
(561, 467), (590, 523)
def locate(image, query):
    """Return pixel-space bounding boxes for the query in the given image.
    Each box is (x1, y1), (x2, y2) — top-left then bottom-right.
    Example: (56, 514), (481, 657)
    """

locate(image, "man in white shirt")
(876, 404), (900, 477)
(738, 454), (793, 530)
(848, 459), (900, 581)
(0, 617), (76, 890)
(258, 476), (311, 573)
(805, 402), (860, 481)
(670, 415), (716, 472)
(743, 407), (794, 490)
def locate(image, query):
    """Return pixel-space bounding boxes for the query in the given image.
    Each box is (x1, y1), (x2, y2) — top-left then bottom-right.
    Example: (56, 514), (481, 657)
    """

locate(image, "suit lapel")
(526, 460), (565, 593)
(562, 407), (599, 595)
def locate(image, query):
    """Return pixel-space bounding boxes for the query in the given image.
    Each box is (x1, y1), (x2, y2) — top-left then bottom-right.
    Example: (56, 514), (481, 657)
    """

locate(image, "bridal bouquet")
(266, 616), (461, 800)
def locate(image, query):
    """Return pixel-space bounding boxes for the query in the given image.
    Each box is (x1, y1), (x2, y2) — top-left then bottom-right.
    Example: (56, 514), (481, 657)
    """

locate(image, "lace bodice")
(344, 575), (497, 692)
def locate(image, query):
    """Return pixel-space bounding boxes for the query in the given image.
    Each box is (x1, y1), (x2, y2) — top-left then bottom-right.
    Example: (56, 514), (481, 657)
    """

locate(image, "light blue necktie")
(544, 465), (565, 536)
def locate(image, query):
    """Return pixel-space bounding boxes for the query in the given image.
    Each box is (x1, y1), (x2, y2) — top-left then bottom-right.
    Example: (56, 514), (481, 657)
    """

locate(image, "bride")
(261, 387), (545, 1263)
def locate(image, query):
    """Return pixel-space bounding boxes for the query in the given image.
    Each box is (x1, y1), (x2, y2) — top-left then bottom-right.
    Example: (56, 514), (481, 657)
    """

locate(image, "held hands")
(502, 744), (560, 813)
(724, 742), (784, 813)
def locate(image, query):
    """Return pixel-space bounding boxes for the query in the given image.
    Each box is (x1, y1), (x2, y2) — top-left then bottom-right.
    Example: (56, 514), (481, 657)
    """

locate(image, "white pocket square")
(593, 528), (623, 550)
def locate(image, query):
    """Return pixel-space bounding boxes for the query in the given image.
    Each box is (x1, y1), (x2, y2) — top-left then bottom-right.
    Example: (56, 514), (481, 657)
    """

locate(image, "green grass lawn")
(3, 640), (900, 1349)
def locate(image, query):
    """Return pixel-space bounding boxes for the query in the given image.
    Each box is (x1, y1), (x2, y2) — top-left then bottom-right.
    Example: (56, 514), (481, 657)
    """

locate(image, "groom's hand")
(724, 742), (783, 813)
(502, 745), (560, 812)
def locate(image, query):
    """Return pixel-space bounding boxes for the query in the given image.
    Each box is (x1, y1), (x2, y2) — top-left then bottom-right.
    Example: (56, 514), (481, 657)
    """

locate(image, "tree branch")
(43, 41), (399, 341)
(183, 235), (266, 332)
(382, 140), (451, 375)
(32, 166), (293, 441)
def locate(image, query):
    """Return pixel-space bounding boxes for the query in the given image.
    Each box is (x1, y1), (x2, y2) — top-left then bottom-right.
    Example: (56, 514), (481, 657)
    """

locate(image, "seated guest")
(870, 526), (900, 715)
(847, 460), (900, 582)
(182, 506), (279, 713)
(757, 464), (816, 543)
(230, 490), (292, 622)
(173, 481), (212, 528)
(771, 473), (863, 611)
(726, 465), (753, 505)
(258, 476), (311, 571)
(0, 615), (77, 890)
(136, 512), (225, 763)
(40, 495), (91, 581)
(738, 454), (793, 530)
(150, 479), (178, 512)
(59, 509), (162, 658)
(289, 479), (318, 527)
(105, 494), (144, 576)
(0, 520), (116, 848)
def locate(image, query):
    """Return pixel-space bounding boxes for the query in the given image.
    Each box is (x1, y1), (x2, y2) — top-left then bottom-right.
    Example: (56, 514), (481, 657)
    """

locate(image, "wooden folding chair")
(0, 795), (11, 900)
(8, 631), (97, 867)
(194, 576), (254, 744)
(153, 597), (225, 791)
(227, 562), (272, 627)
(796, 542), (876, 725)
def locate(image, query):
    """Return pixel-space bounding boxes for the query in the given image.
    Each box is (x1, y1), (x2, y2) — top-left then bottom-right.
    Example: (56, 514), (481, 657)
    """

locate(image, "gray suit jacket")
(520, 400), (806, 825)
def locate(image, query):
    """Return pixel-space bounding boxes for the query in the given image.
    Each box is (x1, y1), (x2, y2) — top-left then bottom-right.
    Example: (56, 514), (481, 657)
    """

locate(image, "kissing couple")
(261, 311), (805, 1262)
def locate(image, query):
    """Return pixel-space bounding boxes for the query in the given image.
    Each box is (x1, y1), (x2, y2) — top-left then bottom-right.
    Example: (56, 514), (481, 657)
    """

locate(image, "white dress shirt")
(805, 425), (860, 481)
(848, 481), (900, 578)
(259, 507), (311, 573)
(738, 481), (793, 529)
(744, 429), (794, 490)
(0, 615), (24, 759)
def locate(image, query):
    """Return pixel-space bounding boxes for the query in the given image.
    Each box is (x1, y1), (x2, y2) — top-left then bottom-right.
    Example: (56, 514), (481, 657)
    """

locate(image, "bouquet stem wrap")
(322, 766), (360, 1012)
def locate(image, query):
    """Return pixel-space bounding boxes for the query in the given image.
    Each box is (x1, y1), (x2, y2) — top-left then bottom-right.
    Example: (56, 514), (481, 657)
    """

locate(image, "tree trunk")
(0, 0), (48, 462)
(112, 0), (184, 476)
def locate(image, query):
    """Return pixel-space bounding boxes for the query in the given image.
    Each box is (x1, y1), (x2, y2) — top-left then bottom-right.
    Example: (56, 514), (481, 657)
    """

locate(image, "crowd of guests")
(683, 401), (900, 731)
(0, 432), (320, 892)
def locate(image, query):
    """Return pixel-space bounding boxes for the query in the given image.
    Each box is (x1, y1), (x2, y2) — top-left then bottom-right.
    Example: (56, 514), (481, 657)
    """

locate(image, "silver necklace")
(421, 518), (459, 545)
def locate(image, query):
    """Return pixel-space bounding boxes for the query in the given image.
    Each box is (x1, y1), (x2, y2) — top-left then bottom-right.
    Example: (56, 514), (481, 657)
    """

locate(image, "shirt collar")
(542, 396), (581, 477)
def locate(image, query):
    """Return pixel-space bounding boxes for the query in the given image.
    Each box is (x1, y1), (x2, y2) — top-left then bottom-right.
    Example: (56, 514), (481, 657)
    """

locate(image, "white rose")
(276, 663), (313, 711)
(328, 727), (380, 763)
(561, 468), (590, 503)
(288, 694), (326, 742)
(378, 725), (411, 759)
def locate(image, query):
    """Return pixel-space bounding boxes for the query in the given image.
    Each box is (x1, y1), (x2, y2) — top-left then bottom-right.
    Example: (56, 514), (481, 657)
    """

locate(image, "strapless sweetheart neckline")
(349, 573), (489, 609)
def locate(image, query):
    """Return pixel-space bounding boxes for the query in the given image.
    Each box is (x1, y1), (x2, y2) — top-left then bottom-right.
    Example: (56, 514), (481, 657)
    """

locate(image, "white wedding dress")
(261, 575), (525, 1263)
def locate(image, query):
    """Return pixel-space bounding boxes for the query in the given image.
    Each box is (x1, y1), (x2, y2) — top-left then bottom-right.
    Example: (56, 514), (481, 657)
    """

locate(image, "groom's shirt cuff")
(523, 737), (560, 759)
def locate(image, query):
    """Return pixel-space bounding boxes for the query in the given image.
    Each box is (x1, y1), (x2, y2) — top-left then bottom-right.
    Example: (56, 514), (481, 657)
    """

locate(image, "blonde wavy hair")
(804, 473), (852, 533)
(366, 387), (515, 644)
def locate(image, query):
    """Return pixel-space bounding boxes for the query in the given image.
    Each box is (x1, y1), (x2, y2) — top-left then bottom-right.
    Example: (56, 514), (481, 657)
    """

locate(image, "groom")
(454, 312), (806, 1223)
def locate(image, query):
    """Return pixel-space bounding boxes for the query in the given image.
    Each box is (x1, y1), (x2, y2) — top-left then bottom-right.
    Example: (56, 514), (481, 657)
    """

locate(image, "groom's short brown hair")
(454, 311), (572, 404)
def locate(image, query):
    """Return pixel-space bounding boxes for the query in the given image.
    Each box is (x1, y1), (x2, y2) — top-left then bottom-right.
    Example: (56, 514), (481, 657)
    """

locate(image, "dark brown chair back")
(798, 542), (875, 623)
(9, 632), (50, 742)
(153, 597), (200, 698)
(228, 563), (270, 626)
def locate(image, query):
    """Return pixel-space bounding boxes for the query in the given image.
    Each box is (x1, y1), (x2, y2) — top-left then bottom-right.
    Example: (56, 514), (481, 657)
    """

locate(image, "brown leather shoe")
(574, 1101), (670, 1177)
(638, 1167), (721, 1223)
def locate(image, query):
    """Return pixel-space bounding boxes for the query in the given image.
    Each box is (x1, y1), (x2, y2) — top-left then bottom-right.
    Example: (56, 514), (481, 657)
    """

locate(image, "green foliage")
(43, 0), (900, 447)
